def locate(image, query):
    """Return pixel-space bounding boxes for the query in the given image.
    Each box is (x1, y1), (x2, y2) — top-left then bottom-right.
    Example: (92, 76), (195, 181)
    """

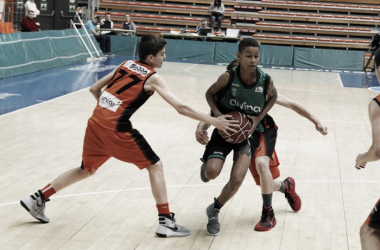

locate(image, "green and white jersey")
(215, 65), (270, 132)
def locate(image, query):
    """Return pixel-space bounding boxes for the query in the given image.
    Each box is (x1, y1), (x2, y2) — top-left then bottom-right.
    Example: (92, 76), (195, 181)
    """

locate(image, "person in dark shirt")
(99, 13), (115, 35)
(20, 10), (40, 32)
(121, 13), (136, 36)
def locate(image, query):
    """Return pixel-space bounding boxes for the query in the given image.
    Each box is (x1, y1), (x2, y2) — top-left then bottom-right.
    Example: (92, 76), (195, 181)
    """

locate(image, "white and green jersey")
(215, 65), (270, 132)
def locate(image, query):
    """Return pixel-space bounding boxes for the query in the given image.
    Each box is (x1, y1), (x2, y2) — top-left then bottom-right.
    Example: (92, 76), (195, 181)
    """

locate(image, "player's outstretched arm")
(276, 94), (328, 135)
(355, 100), (380, 169)
(146, 74), (238, 134)
(89, 63), (121, 101)
(247, 77), (277, 134)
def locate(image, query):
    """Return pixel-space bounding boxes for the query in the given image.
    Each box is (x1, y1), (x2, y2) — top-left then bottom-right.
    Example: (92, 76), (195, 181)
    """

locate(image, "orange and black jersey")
(91, 60), (156, 132)
(374, 94), (380, 107)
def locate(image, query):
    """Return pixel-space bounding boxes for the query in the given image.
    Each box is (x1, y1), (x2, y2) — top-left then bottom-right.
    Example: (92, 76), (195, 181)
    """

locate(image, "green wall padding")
(294, 47), (365, 71)
(164, 39), (215, 61)
(214, 42), (238, 62)
(0, 29), (102, 78)
(260, 45), (294, 66)
(110, 36), (137, 56)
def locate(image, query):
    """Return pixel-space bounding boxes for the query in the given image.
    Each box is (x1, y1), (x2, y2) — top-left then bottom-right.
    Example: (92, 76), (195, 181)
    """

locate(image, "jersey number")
(107, 69), (142, 95)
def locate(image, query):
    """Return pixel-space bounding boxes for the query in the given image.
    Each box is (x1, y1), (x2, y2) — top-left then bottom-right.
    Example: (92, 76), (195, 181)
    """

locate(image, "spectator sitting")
(195, 19), (210, 34)
(85, 16), (112, 56)
(21, 10), (40, 32)
(25, 0), (40, 18)
(121, 13), (136, 36)
(209, 0), (225, 32)
(99, 13), (116, 35)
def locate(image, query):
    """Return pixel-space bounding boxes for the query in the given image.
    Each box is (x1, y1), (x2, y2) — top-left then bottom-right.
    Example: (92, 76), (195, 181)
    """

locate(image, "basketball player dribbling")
(355, 48), (380, 250)
(19, 35), (238, 238)
(197, 59), (328, 234)
(199, 38), (280, 235)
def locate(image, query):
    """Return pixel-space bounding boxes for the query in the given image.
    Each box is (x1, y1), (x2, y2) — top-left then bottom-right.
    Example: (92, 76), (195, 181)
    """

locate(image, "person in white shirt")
(209, 0), (225, 32)
(25, 0), (40, 18)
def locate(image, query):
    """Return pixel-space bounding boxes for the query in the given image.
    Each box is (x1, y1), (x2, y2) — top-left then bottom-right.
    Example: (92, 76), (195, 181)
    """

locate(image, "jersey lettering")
(98, 91), (122, 112)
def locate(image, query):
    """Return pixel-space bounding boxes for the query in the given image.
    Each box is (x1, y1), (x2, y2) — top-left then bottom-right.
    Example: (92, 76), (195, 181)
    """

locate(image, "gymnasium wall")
(0, 29), (101, 78)
(0, 31), (365, 79)
(111, 37), (364, 71)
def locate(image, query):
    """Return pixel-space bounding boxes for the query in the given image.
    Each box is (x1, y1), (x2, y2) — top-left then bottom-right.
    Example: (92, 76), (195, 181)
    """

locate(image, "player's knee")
(375, 147), (380, 159)
(255, 161), (269, 175)
(360, 224), (380, 239)
(205, 163), (221, 179)
(360, 224), (375, 242)
(228, 176), (244, 191)
(147, 161), (163, 173)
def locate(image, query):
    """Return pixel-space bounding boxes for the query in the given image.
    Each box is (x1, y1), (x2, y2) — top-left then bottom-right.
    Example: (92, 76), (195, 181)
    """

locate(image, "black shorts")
(365, 199), (380, 230)
(249, 114), (277, 159)
(201, 128), (250, 163)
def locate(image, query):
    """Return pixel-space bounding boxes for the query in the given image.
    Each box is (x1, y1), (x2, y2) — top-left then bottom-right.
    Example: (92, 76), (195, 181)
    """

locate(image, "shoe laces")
(260, 207), (273, 223)
(169, 212), (186, 230)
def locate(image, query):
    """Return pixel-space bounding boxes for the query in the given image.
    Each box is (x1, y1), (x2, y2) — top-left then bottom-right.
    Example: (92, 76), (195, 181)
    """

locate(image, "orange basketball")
(218, 111), (252, 144)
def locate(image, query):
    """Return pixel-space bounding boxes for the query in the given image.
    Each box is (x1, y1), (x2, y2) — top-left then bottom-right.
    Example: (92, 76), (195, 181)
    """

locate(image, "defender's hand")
(355, 153), (367, 170)
(214, 115), (238, 135)
(316, 123), (328, 135)
(196, 128), (209, 145)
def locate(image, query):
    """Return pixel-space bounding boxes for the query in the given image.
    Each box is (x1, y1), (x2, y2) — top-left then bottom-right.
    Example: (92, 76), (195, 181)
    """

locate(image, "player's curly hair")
(138, 35), (167, 61)
(238, 38), (260, 53)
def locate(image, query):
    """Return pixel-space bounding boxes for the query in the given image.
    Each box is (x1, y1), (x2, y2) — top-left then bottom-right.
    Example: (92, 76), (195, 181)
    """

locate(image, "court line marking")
(0, 87), (90, 118)
(1, 180), (379, 207)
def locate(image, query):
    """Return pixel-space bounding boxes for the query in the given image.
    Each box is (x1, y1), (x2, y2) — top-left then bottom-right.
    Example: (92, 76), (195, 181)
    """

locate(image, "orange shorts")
(364, 199), (380, 230)
(249, 150), (280, 185)
(81, 119), (160, 174)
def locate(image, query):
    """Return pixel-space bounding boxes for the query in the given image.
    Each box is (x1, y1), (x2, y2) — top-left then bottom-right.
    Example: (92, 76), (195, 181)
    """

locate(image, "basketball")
(218, 111), (252, 144)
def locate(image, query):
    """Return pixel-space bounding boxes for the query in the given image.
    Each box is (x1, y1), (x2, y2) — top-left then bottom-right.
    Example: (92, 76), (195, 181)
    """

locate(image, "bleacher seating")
(97, 0), (379, 51)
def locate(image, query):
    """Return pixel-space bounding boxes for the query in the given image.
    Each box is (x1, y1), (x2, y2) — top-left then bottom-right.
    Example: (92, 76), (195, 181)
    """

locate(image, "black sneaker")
(254, 206), (276, 231)
(155, 213), (191, 237)
(200, 163), (210, 183)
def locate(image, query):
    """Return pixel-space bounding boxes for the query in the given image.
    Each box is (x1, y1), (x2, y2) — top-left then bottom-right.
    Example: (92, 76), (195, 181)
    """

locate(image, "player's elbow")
(176, 104), (189, 116)
(374, 146), (380, 160)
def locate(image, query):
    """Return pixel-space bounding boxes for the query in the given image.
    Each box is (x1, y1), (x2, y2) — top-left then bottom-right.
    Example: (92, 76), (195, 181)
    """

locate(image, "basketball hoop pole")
(70, 19), (96, 62)
(75, 11), (102, 58)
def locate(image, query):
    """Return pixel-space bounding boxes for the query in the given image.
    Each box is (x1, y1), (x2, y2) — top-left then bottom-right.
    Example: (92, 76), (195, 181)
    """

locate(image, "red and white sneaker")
(254, 206), (276, 232)
(283, 177), (302, 212)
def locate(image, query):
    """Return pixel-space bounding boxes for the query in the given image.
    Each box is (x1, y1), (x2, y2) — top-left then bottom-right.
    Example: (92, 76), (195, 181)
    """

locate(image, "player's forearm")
(198, 121), (211, 131)
(176, 104), (218, 126)
(362, 145), (380, 163)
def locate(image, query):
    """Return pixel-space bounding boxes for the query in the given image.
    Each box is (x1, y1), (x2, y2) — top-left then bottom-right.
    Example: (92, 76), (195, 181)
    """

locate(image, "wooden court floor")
(0, 62), (379, 250)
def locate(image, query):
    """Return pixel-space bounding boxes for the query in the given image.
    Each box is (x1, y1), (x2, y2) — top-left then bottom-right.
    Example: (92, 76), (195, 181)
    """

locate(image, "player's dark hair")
(214, 0), (221, 8)
(375, 48), (380, 68)
(227, 59), (239, 70)
(138, 35), (167, 61)
(238, 38), (260, 53)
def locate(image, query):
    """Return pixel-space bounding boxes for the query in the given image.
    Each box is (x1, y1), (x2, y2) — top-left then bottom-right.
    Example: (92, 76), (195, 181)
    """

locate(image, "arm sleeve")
(209, 3), (214, 12)
(220, 4), (225, 13)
